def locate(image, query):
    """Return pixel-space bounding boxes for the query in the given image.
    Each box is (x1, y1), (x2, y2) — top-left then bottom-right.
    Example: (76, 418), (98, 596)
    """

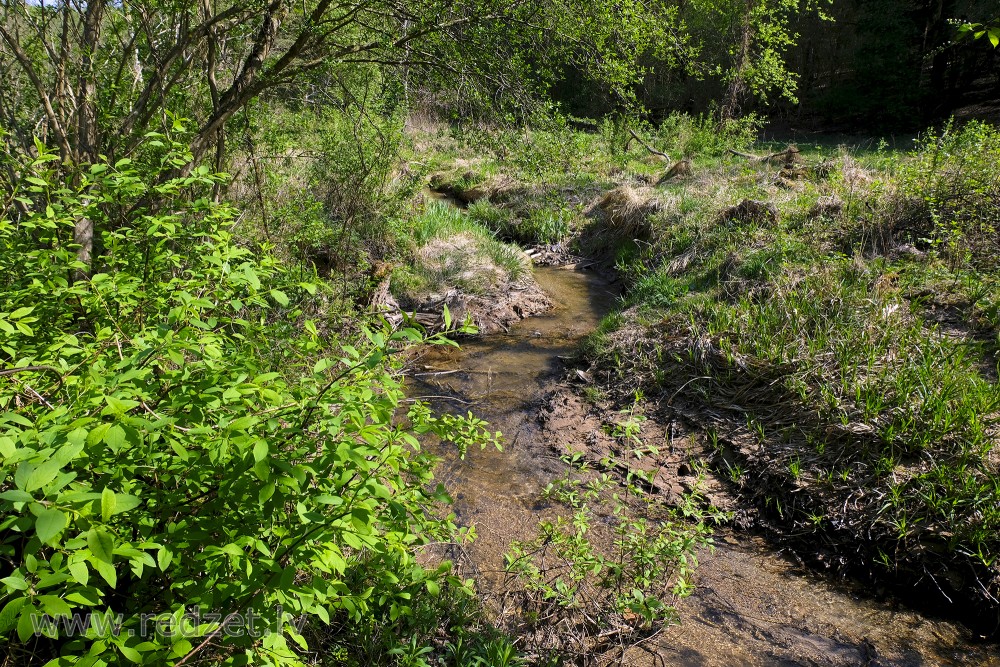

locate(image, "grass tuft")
(393, 202), (530, 302)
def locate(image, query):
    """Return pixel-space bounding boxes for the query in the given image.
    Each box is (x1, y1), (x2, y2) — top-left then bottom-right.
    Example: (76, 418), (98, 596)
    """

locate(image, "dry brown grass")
(594, 186), (664, 240)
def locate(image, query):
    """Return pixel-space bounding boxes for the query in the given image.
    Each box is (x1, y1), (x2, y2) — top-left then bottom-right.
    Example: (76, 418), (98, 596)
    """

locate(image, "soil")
(537, 388), (999, 666)
(416, 280), (553, 335)
(391, 226), (554, 334)
(409, 265), (1000, 665)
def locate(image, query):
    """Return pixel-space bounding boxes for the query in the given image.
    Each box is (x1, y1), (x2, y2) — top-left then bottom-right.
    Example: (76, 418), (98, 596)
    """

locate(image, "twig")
(667, 376), (712, 404)
(728, 146), (802, 163)
(22, 383), (54, 410)
(0, 364), (64, 391)
(404, 395), (475, 405)
(174, 612), (239, 666)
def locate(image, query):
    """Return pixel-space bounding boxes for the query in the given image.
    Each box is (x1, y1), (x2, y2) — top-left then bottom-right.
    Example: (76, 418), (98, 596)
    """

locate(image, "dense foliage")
(0, 140), (498, 666)
(2, 0), (1000, 661)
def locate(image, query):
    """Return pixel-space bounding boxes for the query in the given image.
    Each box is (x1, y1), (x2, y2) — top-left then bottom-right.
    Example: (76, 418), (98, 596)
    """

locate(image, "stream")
(410, 265), (999, 666)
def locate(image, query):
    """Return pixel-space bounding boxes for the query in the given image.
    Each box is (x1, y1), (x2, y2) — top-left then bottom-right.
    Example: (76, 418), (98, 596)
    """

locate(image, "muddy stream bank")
(409, 265), (998, 666)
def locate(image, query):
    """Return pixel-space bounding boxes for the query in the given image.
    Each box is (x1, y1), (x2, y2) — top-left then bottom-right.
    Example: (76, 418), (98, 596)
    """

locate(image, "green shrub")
(653, 112), (761, 157)
(522, 209), (572, 245)
(502, 441), (720, 660)
(466, 200), (517, 238)
(457, 121), (595, 178)
(0, 140), (496, 666)
(897, 119), (1000, 270)
(238, 100), (412, 291)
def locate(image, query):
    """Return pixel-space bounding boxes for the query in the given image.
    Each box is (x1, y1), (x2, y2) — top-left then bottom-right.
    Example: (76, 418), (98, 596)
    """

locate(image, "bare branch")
(627, 129), (671, 162)
(0, 21), (73, 160)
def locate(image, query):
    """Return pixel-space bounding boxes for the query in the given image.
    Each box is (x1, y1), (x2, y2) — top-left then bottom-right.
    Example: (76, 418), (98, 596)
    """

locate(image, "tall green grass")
(393, 202), (529, 300)
(581, 120), (1000, 609)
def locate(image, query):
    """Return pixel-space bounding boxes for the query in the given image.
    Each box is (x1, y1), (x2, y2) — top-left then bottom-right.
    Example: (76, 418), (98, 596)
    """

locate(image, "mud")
(540, 390), (999, 666)
(413, 278), (553, 335)
(409, 265), (999, 665)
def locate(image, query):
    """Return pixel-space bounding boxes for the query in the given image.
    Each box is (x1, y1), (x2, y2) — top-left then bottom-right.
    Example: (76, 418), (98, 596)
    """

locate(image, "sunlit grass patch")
(393, 202), (530, 302)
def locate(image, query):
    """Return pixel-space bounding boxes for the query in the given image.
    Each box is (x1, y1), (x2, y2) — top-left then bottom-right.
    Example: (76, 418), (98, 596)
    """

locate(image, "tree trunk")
(74, 0), (105, 277)
(721, 0), (755, 121)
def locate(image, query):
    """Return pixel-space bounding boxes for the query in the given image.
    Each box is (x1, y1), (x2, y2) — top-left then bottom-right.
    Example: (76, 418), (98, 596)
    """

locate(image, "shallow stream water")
(410, 265), (998, 666)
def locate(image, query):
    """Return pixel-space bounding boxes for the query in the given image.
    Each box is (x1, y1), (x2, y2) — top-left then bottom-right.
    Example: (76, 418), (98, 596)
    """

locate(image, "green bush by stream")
(0, 139), (501, 666)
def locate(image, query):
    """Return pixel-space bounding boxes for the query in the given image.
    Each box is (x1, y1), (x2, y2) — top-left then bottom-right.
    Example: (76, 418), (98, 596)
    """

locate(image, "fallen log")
(656, 158), (693, 184)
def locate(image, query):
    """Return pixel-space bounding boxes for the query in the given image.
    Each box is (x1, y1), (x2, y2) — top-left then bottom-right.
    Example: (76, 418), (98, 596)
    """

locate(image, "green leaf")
(104, 425), (126, 449)
(87, 528), (114, 564)
(54, 440), (85, 466)
(103, 396), (140, 416)
(314, 605), (330, 624)
(1, 574), (29, 591)
(10, 306), (34, 319)
(24, 460), (62, 492)
(243, 265), (261, 289)
(0, 436), (15, 457)
(170, 639), (193, 657)
(220, 543), (243, 558)
(68, 562), (89, 586)
(0, 412), (33, 427)
(289, 629), (308, 650)
(270, 289), (289, 307)
(157, 547), (172, 571)
(228, 416), (257, 431)
(95, 560), (117, 588)
(38, 595), (72, 617)
(16, 606), (36, 642)
(425, 579), (440, 596)
(0, 489), (33, 503)
(118, 644), (141, 664)
(0, 597), (27, 633)
(342, 531), (363, 549)
(65, 589), (99, 606)
(35, 509), (68, 545)
(258, 484), (275, 504)
(252, 440), (269, 463)
(64, 427), (89, 447)
(101, 488), (116, 522)
(113, 495), (141, 515)
(87, 423), (111, 445)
